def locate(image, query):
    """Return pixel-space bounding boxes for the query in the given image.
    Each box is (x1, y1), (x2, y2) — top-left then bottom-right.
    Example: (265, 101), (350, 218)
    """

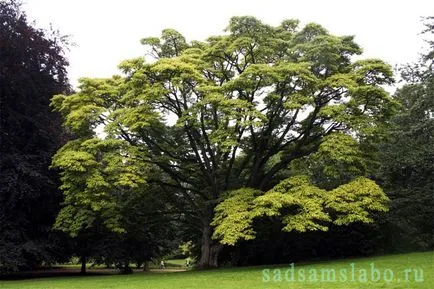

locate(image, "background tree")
(0, 0), (71, 273)
(52, 17), (396, 267)
(378, 17), (434, 251)
(51, 138), (176, 273)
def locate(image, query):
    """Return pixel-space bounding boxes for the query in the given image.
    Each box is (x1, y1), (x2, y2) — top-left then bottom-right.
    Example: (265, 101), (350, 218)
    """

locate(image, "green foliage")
(141, 29), (188, 58)
(50, 136), (173, 271)
(211, 188), (262, 245)
(255, 176), (331, 233)
(178, 241), (195, 257)
(51, 138), (148, 236)
(291, 133), (369, 189)
(213, 176), (388, 245)
(325, 177), (389, 225)
(313, 133), (367, 177)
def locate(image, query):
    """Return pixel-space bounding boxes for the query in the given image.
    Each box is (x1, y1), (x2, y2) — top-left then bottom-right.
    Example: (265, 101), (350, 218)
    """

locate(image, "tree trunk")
(198, 222), (223, 268)
(143, 261), (149, 271)
(121, 261), (132, 274)
(80, 254), (86, 274)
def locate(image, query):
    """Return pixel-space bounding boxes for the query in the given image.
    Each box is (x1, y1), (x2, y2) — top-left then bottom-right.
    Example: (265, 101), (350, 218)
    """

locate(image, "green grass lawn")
(1, 251), (432, 289)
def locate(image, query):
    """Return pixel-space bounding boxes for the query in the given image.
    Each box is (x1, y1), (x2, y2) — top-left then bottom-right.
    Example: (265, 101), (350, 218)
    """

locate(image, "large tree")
(52, 17), (395, 267)
(0, 0), (70, 272)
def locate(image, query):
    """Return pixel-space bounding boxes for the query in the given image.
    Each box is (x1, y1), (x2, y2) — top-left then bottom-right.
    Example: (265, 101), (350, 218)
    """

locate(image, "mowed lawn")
(1, 251), (432, 289)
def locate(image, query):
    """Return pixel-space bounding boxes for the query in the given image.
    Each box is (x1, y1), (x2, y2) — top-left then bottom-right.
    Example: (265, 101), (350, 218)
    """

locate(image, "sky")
(24, 0), (434, 88)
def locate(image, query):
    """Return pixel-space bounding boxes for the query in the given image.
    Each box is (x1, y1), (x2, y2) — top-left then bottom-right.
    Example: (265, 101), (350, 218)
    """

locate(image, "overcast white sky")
(24, 0), (433, 88)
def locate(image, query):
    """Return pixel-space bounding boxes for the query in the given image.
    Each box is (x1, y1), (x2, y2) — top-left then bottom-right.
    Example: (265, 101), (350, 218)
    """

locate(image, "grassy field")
(0, 251), (432, 289)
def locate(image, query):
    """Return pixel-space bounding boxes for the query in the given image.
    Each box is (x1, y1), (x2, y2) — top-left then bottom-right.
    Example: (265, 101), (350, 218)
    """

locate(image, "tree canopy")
(51, 16), (396, 267)
(0, 0), (70, 273)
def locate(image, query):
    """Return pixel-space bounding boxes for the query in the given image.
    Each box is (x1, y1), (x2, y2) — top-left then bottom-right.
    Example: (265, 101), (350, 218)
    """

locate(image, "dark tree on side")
(0, 0), (70, 272)
(379, 17), (434, 251)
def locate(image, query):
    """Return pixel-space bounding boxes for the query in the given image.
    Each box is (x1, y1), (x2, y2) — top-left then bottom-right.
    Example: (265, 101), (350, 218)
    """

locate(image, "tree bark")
(121, 261), (132, 274)
(80, 254), (86, 275)
(198, 221), (223, 268)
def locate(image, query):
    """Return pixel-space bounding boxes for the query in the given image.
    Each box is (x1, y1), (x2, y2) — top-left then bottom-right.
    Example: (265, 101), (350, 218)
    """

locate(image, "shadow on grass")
(0, 267), (120, 280)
